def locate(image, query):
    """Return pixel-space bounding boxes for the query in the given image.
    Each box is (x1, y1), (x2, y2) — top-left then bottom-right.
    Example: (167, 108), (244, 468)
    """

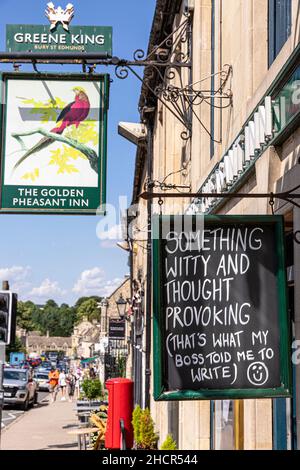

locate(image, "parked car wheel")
(22, 396), (29, 411)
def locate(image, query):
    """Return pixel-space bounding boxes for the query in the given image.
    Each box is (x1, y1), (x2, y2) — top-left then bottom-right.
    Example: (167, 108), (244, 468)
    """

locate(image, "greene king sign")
(6, 2), (112, 54)
(6, 24), (113, 54)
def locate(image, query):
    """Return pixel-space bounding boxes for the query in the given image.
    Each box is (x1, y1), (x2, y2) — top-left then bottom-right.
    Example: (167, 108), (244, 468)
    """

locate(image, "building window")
(268, 0), (292, 67)
(213, 400), (235, 450)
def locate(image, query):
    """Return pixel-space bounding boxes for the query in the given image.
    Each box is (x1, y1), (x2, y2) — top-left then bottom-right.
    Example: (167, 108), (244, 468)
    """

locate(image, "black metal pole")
(145, 122), (153, 409)
(0, 281), (9, 450)
(0, 51), (111, 61)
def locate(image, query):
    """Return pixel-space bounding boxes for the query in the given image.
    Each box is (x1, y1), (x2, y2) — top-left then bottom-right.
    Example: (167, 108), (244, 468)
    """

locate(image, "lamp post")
(116, 293), (127, 319)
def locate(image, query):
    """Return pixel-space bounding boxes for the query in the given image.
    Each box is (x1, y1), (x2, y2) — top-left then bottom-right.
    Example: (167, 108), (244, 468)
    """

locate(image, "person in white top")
(58, 370), (67, 401)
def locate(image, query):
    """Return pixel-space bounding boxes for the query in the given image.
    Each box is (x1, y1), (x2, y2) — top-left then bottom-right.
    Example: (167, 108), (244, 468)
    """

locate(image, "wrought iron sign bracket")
(0, 14), (232, 141)
(139, 184), (300, 211)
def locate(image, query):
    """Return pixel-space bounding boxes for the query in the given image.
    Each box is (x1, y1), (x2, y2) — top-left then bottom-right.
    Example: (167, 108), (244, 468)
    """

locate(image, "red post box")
(105, 378), (134, 450)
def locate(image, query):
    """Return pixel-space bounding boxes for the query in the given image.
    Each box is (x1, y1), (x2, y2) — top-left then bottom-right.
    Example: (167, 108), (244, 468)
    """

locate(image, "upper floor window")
(269, 0), (292, 67)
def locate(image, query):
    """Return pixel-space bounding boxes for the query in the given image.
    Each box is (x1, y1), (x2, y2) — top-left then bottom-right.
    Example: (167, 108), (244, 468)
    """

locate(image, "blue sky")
(0, 0), (156, 305)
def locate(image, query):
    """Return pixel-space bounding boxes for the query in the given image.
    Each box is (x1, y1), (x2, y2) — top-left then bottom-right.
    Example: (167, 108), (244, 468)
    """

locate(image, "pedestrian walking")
(66, 370), (76, 402)
(48, 367), (59, 403)
(74, 367), (82, 399)
(59, 370), (67, 401)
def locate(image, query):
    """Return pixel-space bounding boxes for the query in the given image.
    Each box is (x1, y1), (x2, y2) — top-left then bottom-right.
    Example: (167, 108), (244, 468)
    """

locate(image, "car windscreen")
(4, 370), (27, 381)
(35, 374), (48, 379)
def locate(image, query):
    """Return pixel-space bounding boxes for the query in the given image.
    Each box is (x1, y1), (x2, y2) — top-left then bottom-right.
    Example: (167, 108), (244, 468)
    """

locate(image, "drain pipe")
(144, 115), (154, 409)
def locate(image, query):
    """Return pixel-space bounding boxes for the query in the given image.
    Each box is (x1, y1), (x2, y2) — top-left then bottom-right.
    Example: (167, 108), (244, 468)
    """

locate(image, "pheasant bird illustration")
(13, 87), (90, 171)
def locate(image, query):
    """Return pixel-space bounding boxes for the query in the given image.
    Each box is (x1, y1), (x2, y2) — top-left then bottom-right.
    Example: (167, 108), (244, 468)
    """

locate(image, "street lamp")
(116, 293), (127, 319)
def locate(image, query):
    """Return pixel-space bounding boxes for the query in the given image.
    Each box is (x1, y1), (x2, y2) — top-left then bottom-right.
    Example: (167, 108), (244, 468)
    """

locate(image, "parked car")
(34, 371), (50, 391)
(38, 361), (52, 372)
(3, 368), (38, 411)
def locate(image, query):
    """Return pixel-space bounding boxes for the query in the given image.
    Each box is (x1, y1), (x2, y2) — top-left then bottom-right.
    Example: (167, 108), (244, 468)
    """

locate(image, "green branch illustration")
(12, 128), (98, 174)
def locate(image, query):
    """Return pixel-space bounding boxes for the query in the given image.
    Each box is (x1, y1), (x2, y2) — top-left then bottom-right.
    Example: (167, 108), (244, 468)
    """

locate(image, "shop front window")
(214, 400), (235, 450)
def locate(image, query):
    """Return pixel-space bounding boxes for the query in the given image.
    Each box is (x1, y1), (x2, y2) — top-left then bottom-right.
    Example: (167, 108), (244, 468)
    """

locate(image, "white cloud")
(29, 279), (66, 299)
(100, 240), (119, 249)
(0, 265), (31, 282)
(98, 224), (123, 240)
(72, 268), (123, 297)
(100, 277), (124, 297)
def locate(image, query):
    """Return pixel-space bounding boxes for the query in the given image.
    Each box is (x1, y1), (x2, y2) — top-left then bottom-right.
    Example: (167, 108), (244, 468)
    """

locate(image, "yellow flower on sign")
(22, 168), (39, 182)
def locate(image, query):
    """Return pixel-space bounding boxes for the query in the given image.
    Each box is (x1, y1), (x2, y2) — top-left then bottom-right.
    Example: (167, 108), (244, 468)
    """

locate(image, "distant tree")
(75, 296), (102, 310)
(16, 301), (38, 332)
(44, 299), (58, 309)
(59, 303), (77, 336)
(76, 298), (101, 323)
(33, 300), (60, 336)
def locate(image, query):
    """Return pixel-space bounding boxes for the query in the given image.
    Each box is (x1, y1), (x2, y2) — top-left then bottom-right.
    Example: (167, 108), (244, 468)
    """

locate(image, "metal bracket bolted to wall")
(0, 14), (232, 142)
(139, 184), (300, 211)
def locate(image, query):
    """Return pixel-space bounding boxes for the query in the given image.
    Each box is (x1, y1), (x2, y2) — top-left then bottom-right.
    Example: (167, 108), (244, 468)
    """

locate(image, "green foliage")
(81, 378), (103, 400)
(17, 301), (38, 332)
(132, 405), (142, 446)
(75, 296), (102, 309)
(17, 296), (102, 338)
(116, 354), (126, 378)
(133, 407), (159, 450)
(160, 434), (177, 450)
(76, 298), (101, 323)
(31, 300), (76, 337)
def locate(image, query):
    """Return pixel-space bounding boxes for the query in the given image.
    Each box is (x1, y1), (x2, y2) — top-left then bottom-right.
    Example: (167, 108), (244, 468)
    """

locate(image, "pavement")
(1, 394), (79, 450)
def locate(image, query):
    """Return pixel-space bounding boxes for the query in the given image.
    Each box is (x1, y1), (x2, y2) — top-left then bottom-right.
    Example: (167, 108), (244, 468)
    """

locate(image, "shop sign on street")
(6, 4), (113, 55)
(109, 319), (126, 339)
(152, 215), (291, 401)
(0, 73), (109, 214)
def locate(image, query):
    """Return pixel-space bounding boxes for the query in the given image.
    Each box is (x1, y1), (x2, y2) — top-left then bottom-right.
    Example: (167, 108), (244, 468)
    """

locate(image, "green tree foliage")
(75, 296), (102, 309)
(81, 378), (103, 400)
(76, 298), (101, 323)
(16, 301), (39, 331)
(132, 405), (142, 446)
(160, 434), (177, 450)
(116, 354), (126, 378)
(17, 296), (101, 338)
(138, 408), (159, 450)
(31, 300), (76, 337)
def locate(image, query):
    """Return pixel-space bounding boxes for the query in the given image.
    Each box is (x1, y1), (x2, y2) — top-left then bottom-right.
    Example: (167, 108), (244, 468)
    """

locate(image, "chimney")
(2, 280), (9, 290)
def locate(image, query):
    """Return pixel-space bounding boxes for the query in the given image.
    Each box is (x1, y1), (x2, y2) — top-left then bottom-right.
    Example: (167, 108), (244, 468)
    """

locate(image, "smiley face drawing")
(247, 362), (269, 387)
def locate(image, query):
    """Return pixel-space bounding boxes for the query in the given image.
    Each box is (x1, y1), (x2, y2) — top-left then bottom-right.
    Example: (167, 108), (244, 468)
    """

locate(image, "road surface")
(1, 391), (49, 429)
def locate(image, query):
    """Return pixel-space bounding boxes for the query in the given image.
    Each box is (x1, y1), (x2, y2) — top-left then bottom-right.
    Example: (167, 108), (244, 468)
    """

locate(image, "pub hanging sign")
(6, 3), (113, 54)
(152, 215), (291, 401)
(0, 72), (109, 214)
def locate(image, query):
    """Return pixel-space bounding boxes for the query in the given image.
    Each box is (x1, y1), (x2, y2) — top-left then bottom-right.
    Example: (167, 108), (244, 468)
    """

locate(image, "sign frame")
(108, 319), (126, 339)
(152, 215), (291, 401)
(6, 24), (113, 55)
(0, 72), (109, 215)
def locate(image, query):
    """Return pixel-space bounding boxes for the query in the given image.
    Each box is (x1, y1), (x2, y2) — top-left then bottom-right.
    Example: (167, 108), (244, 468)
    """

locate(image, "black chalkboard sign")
(152, 215), (291, 401)
(109, 319), (126, 339)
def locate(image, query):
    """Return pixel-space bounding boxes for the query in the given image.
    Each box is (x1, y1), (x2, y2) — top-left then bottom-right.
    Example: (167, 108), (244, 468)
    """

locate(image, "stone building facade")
(19, 331), (72, 357)
(121, 0), (300, 450)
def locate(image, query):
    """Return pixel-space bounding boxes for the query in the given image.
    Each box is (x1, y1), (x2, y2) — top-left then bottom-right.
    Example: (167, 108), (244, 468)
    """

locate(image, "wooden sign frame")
(152, 215), (291, 401)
